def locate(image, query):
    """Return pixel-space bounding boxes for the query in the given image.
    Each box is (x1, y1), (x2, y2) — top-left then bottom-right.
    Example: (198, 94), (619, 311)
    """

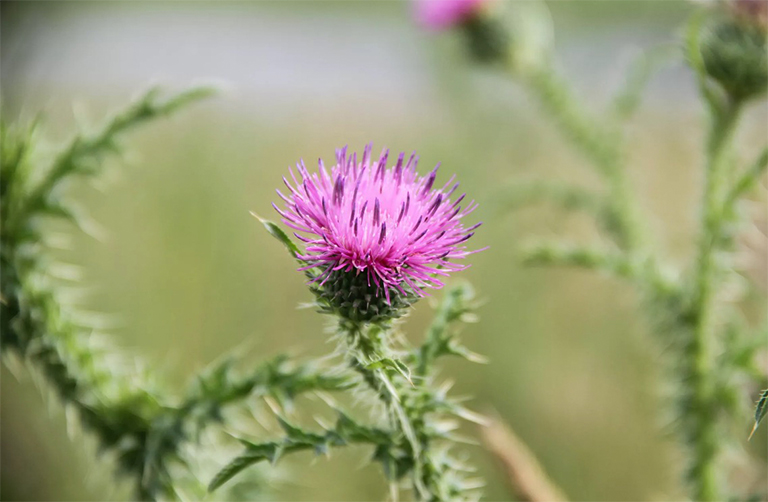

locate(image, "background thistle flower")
(414, 0), (488, 29)
(273, 144), (482, 323)
(415, 0), (513, 64)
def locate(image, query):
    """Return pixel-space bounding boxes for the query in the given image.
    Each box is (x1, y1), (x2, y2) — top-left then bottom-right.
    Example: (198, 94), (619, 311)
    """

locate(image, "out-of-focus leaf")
(366, 358), (413, 385)
(208, 444), (277, 492)
(749, 389), (768, 440)
(250, 212), (302, 259)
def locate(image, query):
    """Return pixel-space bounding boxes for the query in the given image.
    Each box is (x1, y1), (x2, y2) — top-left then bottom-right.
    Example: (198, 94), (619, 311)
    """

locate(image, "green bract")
(312, 269), (416, 324)
(700, 16), (768, 101)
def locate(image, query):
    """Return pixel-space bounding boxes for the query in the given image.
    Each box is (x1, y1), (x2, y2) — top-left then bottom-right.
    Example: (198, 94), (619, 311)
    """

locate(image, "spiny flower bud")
(273, 144), (483, 323)
(461, 11), (511, 64)
(698, 3), (768, 101)
(416, 0), (553, 71)
(415, 0), (511, 64)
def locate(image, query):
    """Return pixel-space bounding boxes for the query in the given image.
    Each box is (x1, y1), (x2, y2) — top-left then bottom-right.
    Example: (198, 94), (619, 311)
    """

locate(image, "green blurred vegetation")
(1, 1), (766, 501)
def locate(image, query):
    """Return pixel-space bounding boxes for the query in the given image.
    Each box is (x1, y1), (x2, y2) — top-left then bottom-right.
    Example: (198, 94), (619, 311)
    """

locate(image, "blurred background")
(1, 1), (766, 500)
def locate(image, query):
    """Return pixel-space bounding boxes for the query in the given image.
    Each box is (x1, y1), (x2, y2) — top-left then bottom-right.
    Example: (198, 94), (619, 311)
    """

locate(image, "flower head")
(274, 145), (482, 322)
(415, 0), (487, 29)
(698, 6), (768, 101)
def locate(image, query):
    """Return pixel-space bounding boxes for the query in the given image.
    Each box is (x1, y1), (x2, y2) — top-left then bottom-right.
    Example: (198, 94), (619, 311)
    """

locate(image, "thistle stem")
(685, 97), (741, 502)
(341, 321), (430, 498)
(341, 319), (468, 501)
(522, 66), (645, 253)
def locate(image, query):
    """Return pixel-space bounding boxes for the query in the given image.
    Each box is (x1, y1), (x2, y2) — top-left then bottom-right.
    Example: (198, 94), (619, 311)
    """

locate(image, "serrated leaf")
(250, 212), (301, 259)
(334, 411), (389, 444)
(366, 358), (413, 385)
(208, 443), (277, 492)
(208, 453), (267, 492)
(749, 389), (768, 440)
(275, 416), (323, 443)
(155, 86), (217, 115)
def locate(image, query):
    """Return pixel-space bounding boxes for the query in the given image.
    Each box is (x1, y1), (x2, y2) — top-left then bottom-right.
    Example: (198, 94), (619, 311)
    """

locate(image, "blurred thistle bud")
(273, 145), (483, 324)
(731, 0), (768, 28)
(415, 0), (553, 70)
(415, 0), (488, 30)
(696, 1), (768, 101)
(415, 0), (510, 63)
(461, 7), (512, 63)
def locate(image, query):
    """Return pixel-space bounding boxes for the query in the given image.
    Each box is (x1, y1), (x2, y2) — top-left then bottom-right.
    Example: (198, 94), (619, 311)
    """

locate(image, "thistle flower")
(415, 0), (512, 65)
(415, 0), (487, 29)
(273, 145), (482, 323)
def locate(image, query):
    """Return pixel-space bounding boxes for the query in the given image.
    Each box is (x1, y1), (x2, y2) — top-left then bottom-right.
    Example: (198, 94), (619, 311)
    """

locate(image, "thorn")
(748, 421), (759, 440)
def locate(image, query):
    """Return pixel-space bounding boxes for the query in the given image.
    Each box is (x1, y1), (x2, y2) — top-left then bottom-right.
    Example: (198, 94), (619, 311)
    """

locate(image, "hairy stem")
(341, 318), (473, 501)
(1, 261), (171, 499)
(1, 88), (347, 501)
(342, 321), (428, 497)
(522, 66), (645, 254)
(685, 97), (742, 502)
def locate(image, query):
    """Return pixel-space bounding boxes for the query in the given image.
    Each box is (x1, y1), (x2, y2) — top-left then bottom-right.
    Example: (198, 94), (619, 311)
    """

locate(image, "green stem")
(341, 319), (474, 501)
(1, 264), (169, 499)
(341, 321), (429, 498)
(725, 145), (768, 208)
(686, 98), (741, 502)
(523, 66), (645, 253)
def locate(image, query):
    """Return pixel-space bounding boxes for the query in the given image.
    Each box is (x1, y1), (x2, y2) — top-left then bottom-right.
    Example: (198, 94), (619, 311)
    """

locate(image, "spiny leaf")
(366, 358), (413, 386)
(416, 282), (480, 376)
(611, 43), (679, 120)
(749, 389), (768, 440)
(520, 241), (636, 279)
(208, 445), (276, 492)
(727, 145), (768, 206)
(36, 86), (215, 200)
(1, 87), (219, 501)
(153, 86), (217, 115)
(495, 180), (604, 216)
(250, 212), (301, 259)
(211, 411), (395, 492)
(333, 411), (390, 444)
(276, 416), (324, 443)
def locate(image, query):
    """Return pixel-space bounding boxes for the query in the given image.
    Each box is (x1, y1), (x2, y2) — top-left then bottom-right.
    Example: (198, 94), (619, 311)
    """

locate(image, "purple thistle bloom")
(274, 144), (482, 310)
(414, 0), (487, 29)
